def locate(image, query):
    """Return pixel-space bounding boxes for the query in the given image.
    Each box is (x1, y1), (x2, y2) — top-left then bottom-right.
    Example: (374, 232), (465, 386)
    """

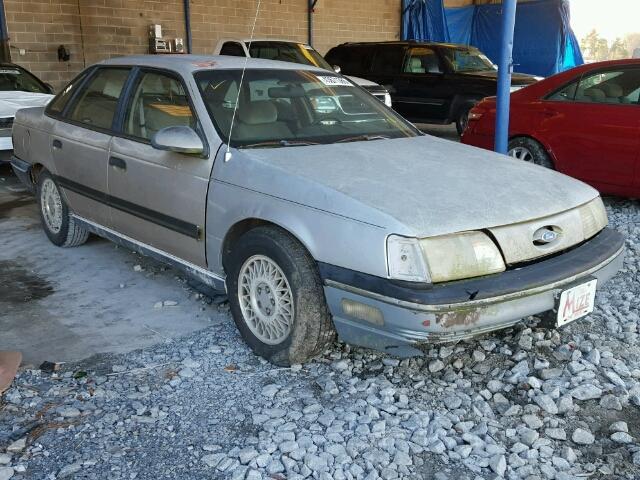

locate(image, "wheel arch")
(507, 133), (559, 169)
(221, 218), (315, 273)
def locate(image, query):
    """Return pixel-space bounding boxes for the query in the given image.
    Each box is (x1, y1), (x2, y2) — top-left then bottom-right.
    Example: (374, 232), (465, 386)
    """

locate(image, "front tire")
(227, 226), (335, 365)
(37, 171), (89, 247)
(455, 106), (472, 135)
(507, 137), (554, 169)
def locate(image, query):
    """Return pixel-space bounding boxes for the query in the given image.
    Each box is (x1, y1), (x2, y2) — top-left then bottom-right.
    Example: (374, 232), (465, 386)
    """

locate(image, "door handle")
(543, 108), (557, 117)
(109, 156), (127, 171)
(52, 139), (62, 149)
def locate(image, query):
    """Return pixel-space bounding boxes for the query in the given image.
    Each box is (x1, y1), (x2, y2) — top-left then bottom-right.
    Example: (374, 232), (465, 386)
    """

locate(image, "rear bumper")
(10, 155), (35, 193)
(320, 228), (624, 357)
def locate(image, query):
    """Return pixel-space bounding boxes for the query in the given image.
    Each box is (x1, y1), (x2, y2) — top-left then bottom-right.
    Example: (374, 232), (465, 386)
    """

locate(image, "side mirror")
(333, 65), (341, 74)
(151, 126), (204, 155)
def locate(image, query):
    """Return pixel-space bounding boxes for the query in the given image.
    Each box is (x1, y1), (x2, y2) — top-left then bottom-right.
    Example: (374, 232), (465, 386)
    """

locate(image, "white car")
(214, 38), (393, 107)
(0, 63), (54, 162)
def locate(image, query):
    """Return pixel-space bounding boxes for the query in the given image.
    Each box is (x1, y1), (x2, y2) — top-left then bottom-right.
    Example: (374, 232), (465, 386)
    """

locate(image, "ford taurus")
(10, 55), (624, 365)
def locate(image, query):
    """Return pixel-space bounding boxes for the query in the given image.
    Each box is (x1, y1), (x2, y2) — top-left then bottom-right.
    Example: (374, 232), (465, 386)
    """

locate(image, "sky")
(571, 0), (640, 42)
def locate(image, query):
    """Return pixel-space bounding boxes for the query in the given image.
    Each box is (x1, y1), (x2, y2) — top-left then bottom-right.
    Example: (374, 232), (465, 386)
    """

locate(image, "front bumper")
(320, 228), (625, 357)
(0, 136), (12, 163)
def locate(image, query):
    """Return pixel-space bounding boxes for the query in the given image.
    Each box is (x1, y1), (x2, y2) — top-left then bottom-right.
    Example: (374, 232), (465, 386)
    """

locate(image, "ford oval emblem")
(533, 227), (561, 246)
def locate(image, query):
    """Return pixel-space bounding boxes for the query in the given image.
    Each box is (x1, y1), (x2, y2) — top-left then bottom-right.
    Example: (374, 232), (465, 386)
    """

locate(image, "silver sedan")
(10, 55), (624, 365)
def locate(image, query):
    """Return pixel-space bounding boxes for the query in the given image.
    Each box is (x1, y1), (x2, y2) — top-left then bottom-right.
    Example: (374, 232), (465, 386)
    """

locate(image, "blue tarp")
(401, 0), (584, 77)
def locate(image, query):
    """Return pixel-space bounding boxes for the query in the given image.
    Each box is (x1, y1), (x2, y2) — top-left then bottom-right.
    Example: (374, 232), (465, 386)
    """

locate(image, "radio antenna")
(225, 0), (262, 162)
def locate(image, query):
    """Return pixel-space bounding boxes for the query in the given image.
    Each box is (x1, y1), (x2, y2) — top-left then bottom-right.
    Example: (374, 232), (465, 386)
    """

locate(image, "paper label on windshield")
(316, 75), (352, 87)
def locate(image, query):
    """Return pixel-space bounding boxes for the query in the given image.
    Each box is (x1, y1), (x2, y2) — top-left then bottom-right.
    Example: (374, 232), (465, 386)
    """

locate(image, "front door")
(539, 67), (640, 190)
(107, 69), (213, 267)
(50, 67), (131, 227)
(392, 46), (448, 122)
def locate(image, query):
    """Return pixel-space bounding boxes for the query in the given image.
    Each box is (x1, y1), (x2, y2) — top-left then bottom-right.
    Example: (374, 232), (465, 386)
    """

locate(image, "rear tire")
(37, 171), (89, 247)
(507, 137), (554, 169)
(226, 226), (335, 365)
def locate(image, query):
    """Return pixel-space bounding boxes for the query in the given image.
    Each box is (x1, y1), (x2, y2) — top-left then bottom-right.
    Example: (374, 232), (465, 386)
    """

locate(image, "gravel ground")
(1, 196), (639, 480)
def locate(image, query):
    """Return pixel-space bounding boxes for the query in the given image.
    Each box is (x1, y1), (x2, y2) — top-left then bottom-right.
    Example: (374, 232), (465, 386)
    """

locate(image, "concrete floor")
(0, 164), (225, 366)
(0, 125), (459, 366)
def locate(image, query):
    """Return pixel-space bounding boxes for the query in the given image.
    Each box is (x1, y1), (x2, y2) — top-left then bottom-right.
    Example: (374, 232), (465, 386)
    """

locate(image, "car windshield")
(195, 69), (420, 148)
(0, 66), (49, 93)
(247, 42), (334, 71)
(442, 48), (496, 73)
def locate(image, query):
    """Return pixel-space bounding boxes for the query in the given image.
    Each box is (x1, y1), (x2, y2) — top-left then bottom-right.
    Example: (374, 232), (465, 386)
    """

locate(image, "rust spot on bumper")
(436, 309), (481, 329)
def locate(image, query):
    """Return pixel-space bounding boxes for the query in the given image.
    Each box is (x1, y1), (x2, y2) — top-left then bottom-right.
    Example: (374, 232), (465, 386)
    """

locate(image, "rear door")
(366, 45), (406, 110)
(107, 68), (213, 267)
(50, 67), (131, 227)
(539, 66), (640, 189)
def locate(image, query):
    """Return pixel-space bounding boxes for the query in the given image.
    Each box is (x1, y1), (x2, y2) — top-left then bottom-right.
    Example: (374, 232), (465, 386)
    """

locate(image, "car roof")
(100, 54), (326, 75)
(335, 41), (472, 49)
(227, 38), (310, 44)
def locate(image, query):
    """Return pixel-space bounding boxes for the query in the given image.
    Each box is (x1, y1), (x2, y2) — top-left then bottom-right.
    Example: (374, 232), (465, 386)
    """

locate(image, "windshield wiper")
(334, 134), (391, 144)
(240, 139), (321, 149)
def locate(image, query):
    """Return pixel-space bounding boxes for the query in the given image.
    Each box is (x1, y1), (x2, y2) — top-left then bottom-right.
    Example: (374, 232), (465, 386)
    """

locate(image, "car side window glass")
(68, 68), (130, 129)
(124, 71), (196, 141)
(371, 46), (403, 75)
(220, 42), (246, 57)
(574, 69), (640, 104)
(403, 47), (442, 74)
(328, 47), (373, 74)
(47, 70), (89, 115)
(547, 80), (579, 102)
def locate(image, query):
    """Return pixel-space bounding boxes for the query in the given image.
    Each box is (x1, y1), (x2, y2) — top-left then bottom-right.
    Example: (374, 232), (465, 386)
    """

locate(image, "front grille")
(0, 117), (13, 129)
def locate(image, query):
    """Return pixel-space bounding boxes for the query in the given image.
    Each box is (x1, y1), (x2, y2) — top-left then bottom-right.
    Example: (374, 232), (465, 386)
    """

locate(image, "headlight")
(578, 197), (608, 239)
(386, 235), (430, 282)
(420, 231), (506, 283)
(384, 93), (392, 108)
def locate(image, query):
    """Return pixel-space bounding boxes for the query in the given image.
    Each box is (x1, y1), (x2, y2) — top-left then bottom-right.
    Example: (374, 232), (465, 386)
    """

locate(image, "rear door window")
(68, 68), (130, 130)
(124, 70), (196, 141)
(328, 46), (374, 75)
(371, 46), (403, 75)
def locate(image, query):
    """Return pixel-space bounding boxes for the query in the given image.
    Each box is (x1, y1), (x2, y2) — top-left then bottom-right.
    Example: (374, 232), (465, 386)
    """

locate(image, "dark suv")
(325, 41), (540, 134)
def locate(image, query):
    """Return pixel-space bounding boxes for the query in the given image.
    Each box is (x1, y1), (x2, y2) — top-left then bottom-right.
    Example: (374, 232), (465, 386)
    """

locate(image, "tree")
(580, 29), (609, 62)
(609, 38), (629, 60)
(624, 33), (640, 58)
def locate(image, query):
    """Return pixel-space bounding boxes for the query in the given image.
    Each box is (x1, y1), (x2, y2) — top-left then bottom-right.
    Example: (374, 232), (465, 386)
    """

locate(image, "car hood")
(346, 75), (379, 88)
(234, 135), (599, 238)
(0, 91), (54, 118)
(459, 70), (539, 85)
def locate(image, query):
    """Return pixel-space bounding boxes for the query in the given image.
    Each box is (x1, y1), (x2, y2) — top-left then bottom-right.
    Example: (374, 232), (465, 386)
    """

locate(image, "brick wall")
(5, 0), (402, 91)
(4, 0), (84, 90)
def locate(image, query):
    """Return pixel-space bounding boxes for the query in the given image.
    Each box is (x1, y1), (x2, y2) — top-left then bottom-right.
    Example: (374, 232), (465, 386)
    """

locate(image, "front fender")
(205, 180), (389, 280)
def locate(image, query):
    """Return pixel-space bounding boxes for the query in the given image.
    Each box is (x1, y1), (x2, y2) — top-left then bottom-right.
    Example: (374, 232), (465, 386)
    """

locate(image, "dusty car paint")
(10, 55), (624, 357)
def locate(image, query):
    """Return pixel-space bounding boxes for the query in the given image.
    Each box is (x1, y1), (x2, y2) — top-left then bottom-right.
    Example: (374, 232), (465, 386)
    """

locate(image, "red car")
(462, 59), (640, 198)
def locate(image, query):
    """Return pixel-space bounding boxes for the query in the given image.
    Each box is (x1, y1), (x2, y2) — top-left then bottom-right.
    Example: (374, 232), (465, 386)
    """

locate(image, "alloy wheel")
(40, 178), (63, 234)
(238, 254), (294, 345)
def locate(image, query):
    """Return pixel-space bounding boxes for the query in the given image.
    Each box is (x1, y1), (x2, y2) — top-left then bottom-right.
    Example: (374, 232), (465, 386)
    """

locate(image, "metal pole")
(183, 0), (192, 54)
(308, 0), (317, 46)
(494, 0), (517, 154)
(0, 0), (10, 63)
